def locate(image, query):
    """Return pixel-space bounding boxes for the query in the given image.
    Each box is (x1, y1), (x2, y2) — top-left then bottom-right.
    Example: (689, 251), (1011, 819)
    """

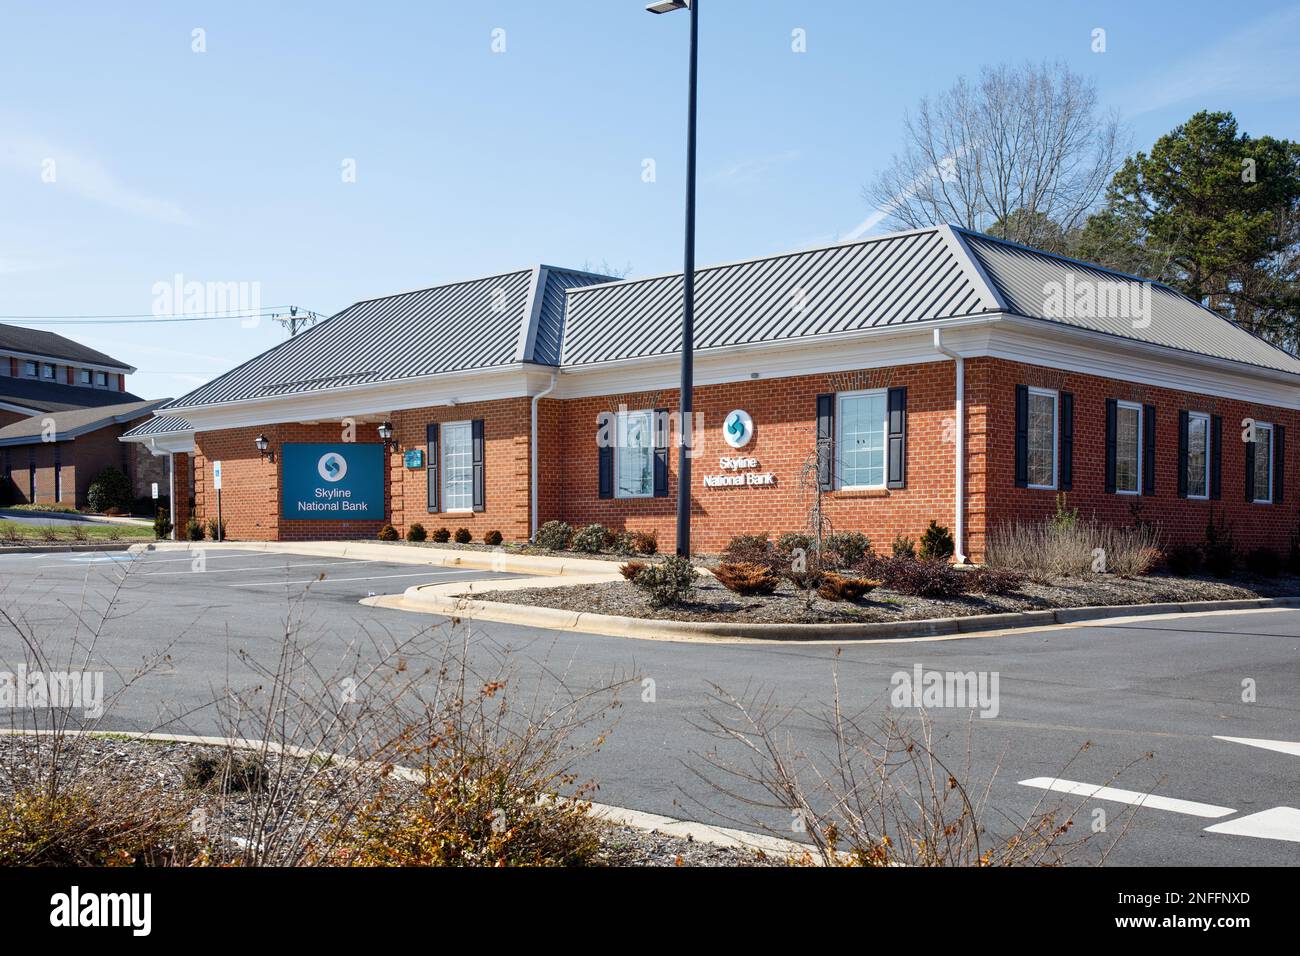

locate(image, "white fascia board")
(985, 318), (1300, 409)
(0, 349), (134, 375)
(176, 365), (538, 432)
(0, 401), (42, 416)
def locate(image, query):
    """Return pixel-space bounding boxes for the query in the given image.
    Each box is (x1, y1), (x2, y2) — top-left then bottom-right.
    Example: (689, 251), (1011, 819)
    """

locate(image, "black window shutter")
(886, 386), (907, 489)
(1142, 403), (1156, 496)
(471, 418), (485, 512)
(1177, 410), (1189, 498)
(1059, 391), (1074, 491)
(1210, 415), (1222, 499)
(1274, 424), (1285, 504)
(598, 416), (613, 499)
(1104, 398), (1117, 494)
(653, 408), (669, 497)
(1244, 426), (1257, 502)
(1014, 384), (1029, 488)
(425, 423), (440, 513)
(816, 394), (835, 491)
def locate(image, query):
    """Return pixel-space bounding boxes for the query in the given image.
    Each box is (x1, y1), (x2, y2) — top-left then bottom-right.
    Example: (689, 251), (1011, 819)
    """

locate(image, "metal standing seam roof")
(0, 377), (147, 413)
(164, 266), (616, 410)
(0, 399), (167, 445)
(0, 322), (134, 370)
(121, 413), (193, 439)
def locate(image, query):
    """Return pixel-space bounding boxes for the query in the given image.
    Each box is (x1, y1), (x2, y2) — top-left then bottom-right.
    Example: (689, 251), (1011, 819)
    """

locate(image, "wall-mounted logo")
(317, 451), (348, 482)
(722, 409), (753, 449)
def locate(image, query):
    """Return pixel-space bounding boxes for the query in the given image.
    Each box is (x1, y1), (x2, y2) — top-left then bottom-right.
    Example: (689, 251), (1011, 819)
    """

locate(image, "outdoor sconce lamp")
(255, 433), (275, 463)
(378, 420), (395, 448)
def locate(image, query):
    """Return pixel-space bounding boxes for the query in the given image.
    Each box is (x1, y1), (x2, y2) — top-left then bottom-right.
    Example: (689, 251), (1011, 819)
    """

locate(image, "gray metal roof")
(0, 399), (166, 446)
(0, 376), (146, 414)
(560, 228), (996, 366)
(0, 322), (133, 370)
(165, 266), (614, 410)
(121, 413), (192, 439)
(959, 230), (1300, 376)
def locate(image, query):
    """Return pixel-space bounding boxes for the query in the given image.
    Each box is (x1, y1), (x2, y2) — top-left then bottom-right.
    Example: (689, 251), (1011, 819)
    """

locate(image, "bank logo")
(317, 451), (348, 482)
(722, 409), (753, 449)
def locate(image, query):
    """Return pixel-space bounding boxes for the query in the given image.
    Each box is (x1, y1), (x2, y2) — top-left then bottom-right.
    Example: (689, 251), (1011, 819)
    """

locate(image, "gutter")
(931, 328), (967, 564)
(530, 372), (559, 540)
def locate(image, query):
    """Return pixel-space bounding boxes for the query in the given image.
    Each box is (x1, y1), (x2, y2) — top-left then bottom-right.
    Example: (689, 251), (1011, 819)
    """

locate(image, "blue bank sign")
(281, 443), (385, 520)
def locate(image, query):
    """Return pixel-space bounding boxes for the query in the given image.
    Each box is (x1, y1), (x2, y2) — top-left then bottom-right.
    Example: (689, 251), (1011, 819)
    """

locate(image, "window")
(1186, 412), (1210, 499)
(1252, 423), (1274, 504)
(1026, 387), (1057, 489)
(1114, 401), (1142, 494)
(836, 390), (887, 488)
(95, 371), (107, 387)
(615, 409), (654, 498)
(80, 369), (91, 385)
(440, 421), (473, 511)
(23, 361), (37, 377)
(41, 364), (56, 380)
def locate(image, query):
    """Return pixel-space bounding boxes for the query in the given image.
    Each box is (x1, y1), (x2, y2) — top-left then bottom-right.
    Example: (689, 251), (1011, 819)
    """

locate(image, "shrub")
(891, 535), (916, 559)
(535, 520), (572, 551)
(630, 530), (658, 555)
(184, 518), (205, 541)
(182, 751), (268, 794)
(1049, 493), (1078, 531)
(986, 518), (1164, 582)
(713, 561), (779, 596)
(825, 531), (872, 568)
(377, 524), (399, 541)
(619, 561), (647, 582)
(152, 507), (173, 540)
(866, 556), (966, 598)
(631, 555), (698, 607)
(206, 516), (227, 541)
(774, 531), (814, 560)
(84, 466), (132, 514)
(816, 573), (877, 602)
(918, 521), (955, 562)
(1202, 513), (1235, 578)
(406, 523), (428, 542)
(1164, 544), (1202, 577)
(431, 527), (451, 543)
(570, 523), (611, 554)
(1244, 547), (1282, 578)
(1288, 535), (1300, 577)
(484, 529), (503, 546)
(963, 566), (1024, 595)
(453, 527), (472, 544)
(721, 533), (776, 570)
(134, 494), (169, 517)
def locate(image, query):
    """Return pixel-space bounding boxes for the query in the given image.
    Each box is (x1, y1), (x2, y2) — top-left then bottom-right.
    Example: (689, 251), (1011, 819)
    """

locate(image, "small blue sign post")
(280, 443), (385, 521)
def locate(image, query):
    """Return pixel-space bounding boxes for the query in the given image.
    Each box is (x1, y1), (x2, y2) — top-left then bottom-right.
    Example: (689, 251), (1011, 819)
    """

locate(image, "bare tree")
(866, 61), (1126, 251)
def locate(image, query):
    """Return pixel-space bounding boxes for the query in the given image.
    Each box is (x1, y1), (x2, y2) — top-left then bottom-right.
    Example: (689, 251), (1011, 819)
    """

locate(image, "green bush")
(378, 524), (399, 541)
(826, 531), (872, 568)
(891, 535), (916, 559)
(406, 523), (428, 542)
(153, 507), (173, 540)
(484, 529), (503, 546)
(206, 516), (227, 541)
(431, 527), (451, 543)
(571, 523), (611, 554)
(721, 533), (776, 569)
(184, 518), (205, 541)
(918, 521), (955, 562)
(1202, 513), (1235, 578)
(85, 467), (132, 514)
(774, 532), (813, 560)
(453, 527), (472, 544)
(534, 520), (572, 551)
(864, 555), (967, 598)
(631, 555), (698, 607)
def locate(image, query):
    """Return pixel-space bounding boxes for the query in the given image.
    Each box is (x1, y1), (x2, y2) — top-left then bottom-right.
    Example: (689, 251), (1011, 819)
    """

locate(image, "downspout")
(530, 373), (559, 541)
(932, 329), (967, 564)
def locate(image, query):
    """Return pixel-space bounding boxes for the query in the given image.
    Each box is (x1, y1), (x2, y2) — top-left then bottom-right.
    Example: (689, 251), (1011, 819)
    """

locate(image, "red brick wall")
(968, 357), (1299, 558)
(172, 451), (192, 536)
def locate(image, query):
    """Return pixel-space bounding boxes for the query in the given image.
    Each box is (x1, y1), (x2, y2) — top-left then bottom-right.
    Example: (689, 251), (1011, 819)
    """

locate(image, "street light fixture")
(646, 0), (698, 558)
(254, 433), (275, 464)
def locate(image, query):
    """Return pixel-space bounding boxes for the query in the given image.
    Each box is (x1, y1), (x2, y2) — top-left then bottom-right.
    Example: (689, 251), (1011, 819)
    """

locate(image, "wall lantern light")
(378, 419), (396, 448)
(255, 433), (275, 463)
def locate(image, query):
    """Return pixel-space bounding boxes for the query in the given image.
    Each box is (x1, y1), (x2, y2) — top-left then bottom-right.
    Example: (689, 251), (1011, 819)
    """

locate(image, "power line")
(0, 305), (299, 320)
(2, 308), (324, 327)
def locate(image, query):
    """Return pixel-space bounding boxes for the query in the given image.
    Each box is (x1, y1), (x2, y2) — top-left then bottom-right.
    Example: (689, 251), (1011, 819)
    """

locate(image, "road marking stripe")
(1203, 807), (1300, 843)
(1214, 735), (1300, 757)
(136, 559), (383, 577)
(1017, 777), (1235, 818)
(228, 569), (484, 588)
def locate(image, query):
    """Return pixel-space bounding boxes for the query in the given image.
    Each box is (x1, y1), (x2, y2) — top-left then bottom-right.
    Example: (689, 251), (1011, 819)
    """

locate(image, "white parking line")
(1017, 777), (1235, 818)
(1214, 735), (1300, 757)
(227, 569), (485, 588)
(135, 560), (383, 577)
(1204, 807), (1300, 843)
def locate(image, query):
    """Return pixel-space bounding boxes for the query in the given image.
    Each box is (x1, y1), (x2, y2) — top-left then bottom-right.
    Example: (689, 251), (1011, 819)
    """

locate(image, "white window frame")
(41, 364), (56, 380)
(1186, 411), (1211, 500)
(440, 420), (474, 513)
(23, 361), (37, 377)
(1026, 386), (1059, 491)
(79, 369), (91, 385)
(1252, 422), (1274, 505)
(835, 388), (889, 490)
(614, 408), (655, 500)
(1114, 400), (1143, 496)
(94, 371), (108, 387)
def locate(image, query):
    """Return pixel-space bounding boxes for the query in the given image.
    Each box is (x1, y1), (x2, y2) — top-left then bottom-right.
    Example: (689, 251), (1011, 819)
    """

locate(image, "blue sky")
(2, 0), (1298, 400)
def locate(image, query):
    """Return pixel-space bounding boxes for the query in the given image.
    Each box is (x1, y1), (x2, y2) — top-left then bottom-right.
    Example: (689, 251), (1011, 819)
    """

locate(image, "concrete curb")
(0, 728), (807, 859)
(0, 542), (137, 555)
(133, 540), (627, 578)
(374, 584), (1300, 643)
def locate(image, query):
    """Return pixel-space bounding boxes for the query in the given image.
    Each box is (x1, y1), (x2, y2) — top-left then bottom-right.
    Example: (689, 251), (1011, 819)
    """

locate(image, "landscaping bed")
(473, 570), (1300, 625)
(0, 519), (154, 544)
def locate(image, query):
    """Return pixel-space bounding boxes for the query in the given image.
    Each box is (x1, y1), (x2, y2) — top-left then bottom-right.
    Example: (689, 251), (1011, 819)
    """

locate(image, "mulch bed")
(472, 571), (1300, 625)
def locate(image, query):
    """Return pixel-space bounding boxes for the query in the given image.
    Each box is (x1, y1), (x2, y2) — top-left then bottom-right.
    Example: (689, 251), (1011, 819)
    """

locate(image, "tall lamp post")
(647, 0), (698, 558)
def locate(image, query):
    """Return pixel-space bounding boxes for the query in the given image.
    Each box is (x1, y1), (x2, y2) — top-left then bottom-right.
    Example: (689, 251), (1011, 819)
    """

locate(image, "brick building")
(122, 226), (1299, 560)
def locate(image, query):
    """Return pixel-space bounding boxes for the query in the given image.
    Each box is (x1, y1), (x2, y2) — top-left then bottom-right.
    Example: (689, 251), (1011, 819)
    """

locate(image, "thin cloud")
(0, 132), (191, 225)
(708, 149), (802, 186)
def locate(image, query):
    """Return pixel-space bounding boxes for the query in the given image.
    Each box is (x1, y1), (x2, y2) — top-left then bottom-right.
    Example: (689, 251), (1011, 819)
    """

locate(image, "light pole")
(647, 0), (698, 558)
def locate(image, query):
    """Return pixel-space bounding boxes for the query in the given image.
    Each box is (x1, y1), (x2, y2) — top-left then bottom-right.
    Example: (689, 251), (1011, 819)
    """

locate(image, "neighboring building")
(123, 227), (1299, 560)
(0, 322), (139, 427)
(0, 400), (169, 509)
